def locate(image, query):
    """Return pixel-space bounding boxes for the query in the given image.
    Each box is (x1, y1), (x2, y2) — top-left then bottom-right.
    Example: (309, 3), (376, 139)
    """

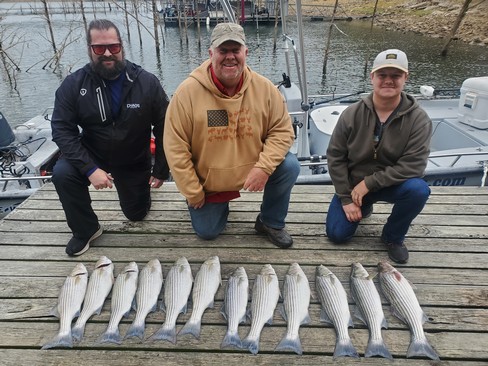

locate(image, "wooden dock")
(0, 183), (487, 365)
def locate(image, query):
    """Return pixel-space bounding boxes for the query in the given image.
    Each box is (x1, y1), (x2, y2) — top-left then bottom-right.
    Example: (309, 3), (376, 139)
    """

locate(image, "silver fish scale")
(224, 269), (248, 332)
(246, 266), (279, 340)
(316, 271), (351, 341)
(380, 272), (426, 340)
(105, 263), (139, 333)
(72, 258), (113, 340)
(350, 275), (385, 342)
(132, 260), (163, 326)
(41, 263), (88, 350)
(281, 266), (310, 338)
(163, 259), (193, 327)
(188, 259), (220, 321)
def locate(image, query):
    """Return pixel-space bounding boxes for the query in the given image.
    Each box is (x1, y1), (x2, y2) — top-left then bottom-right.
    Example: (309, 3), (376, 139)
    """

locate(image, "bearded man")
(51, 19), (170, 256)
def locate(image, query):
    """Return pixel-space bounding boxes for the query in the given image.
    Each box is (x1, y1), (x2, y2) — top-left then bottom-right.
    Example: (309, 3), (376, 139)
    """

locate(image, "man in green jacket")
(326, 49), (432, 264)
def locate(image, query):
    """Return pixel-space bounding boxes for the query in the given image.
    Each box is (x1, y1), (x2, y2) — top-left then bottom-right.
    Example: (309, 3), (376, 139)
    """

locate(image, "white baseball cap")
(371, 49), (408, 74)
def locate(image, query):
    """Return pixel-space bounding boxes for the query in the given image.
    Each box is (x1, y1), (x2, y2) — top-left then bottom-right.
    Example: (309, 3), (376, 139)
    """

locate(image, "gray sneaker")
(66, 225), (103, 256)
(254, 215), (293, 249)
(381, 234), (408, 264)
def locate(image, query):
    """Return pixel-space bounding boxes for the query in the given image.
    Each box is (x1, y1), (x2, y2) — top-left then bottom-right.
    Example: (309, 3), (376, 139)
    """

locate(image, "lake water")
(1, 2), (488, 125)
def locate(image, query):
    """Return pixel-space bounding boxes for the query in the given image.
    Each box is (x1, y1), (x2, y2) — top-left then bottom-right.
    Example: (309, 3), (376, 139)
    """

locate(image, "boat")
(272, 0), (488, 188)
(0, 110), (60, 218)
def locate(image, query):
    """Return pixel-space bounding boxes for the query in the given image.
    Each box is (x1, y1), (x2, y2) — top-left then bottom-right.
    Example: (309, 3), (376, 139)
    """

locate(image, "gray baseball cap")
(211, 23), (246, 48)
(371, 49), (409, 73)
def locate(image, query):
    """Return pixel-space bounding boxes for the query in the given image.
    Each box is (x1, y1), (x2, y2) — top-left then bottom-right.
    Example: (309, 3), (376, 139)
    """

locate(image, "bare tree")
(40, 0), (57, 54)
(322, 0), (339, 75)
(151, 0), (161, 56)
(441, 0), (473, 56)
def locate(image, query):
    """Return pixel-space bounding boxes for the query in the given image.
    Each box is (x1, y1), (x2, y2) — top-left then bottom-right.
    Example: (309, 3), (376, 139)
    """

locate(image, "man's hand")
(351, 180), (369, 207)
(343, 202), (363, 222)
(88, 168), (114, 190)
(243, 168), (269, 192)
(149, 176), (164, 189)
(190, 197), (205, 209)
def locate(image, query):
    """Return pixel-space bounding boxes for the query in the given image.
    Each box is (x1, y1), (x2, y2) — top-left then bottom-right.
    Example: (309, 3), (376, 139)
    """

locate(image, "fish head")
(70, 263), (88, 277)
(144, 258), (163, 276)
(316, 265), (333, 277)
(378, 261), (403, 282)
(175, 256), (190, 267)
(123, 261), (139, 274)
(378, 261), (395, 274)
(95, 255), (112, 268)
(350, 262), (369, 279)
(287, 262), (301, 275)
(233, 266), (248, 281)
(260, 264), (276, 277)
(204, 256), (221, 271)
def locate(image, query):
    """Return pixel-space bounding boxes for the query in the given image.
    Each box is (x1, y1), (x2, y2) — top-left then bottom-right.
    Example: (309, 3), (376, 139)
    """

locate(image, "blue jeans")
(189, 152), (300, 240)
(325, 178), (431, 244)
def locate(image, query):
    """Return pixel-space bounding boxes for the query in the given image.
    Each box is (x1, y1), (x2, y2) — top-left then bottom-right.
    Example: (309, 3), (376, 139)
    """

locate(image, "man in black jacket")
(51, 19), (170, 256)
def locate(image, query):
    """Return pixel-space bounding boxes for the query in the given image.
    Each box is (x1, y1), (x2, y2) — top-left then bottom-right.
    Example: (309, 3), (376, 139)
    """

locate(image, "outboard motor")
(0, 111), (15, 147)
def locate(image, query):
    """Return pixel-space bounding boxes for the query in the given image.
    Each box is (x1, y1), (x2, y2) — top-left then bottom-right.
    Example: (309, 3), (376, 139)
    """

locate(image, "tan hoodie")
(164, 59), (294, 205)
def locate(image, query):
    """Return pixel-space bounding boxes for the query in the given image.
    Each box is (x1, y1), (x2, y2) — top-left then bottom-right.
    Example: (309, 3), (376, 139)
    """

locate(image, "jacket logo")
(207, 110), (229, 127)
(80, 89), (87, 96)
(127, 103), (141, 109)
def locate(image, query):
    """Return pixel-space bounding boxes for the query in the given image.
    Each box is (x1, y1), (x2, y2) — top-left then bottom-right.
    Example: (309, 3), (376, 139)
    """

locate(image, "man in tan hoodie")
(164, 23), (300, 248)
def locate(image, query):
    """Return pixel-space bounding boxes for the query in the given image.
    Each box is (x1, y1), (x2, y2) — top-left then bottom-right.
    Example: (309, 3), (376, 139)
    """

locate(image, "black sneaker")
(362, 205), (373, 219)
(66, 225), (103, 256)
(382, 238), (409, 264)
(254, 215), (293, 249)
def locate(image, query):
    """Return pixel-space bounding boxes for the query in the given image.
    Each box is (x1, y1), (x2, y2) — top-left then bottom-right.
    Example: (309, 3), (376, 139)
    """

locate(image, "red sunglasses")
(90, 43), (122, 56)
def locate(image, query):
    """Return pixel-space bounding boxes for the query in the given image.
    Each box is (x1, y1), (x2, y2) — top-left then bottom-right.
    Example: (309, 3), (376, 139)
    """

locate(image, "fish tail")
(97, 329), (122, 345)
(275, 334), (303, 355)
(220, 330), (242, 349)
(147, 325), (177, 344)
(41, 332), (73, 350)
(407, 337), (440, 361)
(365, 338), (393, 359)
(242, 337), (260, 355)
(178, 320), (201, 339)
(333, 338), (360, 359)
(124, 322), (145, 340)
(71, 324), (85, 343)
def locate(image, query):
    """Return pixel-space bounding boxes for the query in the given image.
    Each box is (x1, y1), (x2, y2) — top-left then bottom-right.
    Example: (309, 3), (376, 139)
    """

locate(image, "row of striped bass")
(378, 261), (440, 360)
(179, 256), (221, 339)
(275, 263), (311, 355)
(315, 265), (359, 359)
(220, 267), (249, 349)
(41, 263), (88, 350)
(242, 264), (280, 355)
(71, 256), (114, 342)
(350, 262), (393, 359)
(148, 256), (193, 344)
(124, 258), (164, 340)
(98, 261), (139, 344)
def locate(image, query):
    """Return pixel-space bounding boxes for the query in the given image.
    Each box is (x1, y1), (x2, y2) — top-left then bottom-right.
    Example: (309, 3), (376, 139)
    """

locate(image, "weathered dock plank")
(0, 183), (487, 364)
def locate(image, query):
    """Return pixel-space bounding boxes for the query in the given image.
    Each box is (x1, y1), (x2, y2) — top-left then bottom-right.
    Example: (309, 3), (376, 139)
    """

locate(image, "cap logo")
(385, 53), (398, 60)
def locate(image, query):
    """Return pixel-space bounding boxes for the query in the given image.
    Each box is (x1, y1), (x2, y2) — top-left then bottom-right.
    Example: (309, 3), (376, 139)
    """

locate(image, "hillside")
(308, 0), (488, 47)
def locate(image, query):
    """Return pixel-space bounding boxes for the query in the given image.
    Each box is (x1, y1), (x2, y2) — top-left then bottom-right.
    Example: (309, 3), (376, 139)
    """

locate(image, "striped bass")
(242, 264), (280, 355)
(315, 265), (359, 359)
(98, 261), (139, 344)
(179, 256), (221, 339)
(148, 256), (193, 344)
(41, 263), (88, 350)
(378, 261), (440, 360)
(71, 256), (114, 342)
(220, 266), (249, 349)
(275, 263), (311, 355)
(350, 262), (392, 359)
(124, 258), (163, 340)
